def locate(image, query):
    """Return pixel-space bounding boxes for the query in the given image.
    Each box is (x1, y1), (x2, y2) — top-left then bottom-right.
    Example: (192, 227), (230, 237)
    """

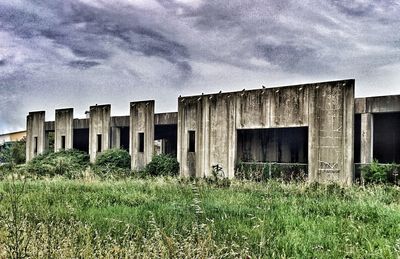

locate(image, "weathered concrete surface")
(154, 112), (178, 125)
(355, 95), (400, 114)
(89, 105), (111, 163)
(178, 79), (355, 184)
(360, 113), (373, 164)
(111, 127), (121, 149)
(308, 81), (354, 185)
(45, 121), (55, 131)
(111, 116), (130, 127)
(73, 118), (89, 129)
(26, 111), (45, 161)
(55, 108), (73, 151)
(130, 101), (154, 170)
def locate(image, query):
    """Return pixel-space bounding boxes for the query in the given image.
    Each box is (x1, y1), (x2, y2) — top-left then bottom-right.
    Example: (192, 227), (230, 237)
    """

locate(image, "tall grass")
(0, 177), (399, 258)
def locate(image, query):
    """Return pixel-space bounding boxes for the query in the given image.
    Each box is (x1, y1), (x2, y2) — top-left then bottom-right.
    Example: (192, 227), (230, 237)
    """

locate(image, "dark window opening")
(73, 129), (89, 153)
(154, 124), (177, 156)
(354, 114), (361, 164)
(138, 132), (144, 153)
(188, 130), (195, 152)
(237, 127), (308, 163)
(373, 112), (400, 163)
(97, 134), (102, 153)
(61, 135), (66, 150)
(34, 137), (38, 155)
(120, 127), (130, 151)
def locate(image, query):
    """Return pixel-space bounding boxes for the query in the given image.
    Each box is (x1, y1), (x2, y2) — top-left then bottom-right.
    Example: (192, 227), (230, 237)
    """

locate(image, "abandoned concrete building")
(25, 79), (400, 185)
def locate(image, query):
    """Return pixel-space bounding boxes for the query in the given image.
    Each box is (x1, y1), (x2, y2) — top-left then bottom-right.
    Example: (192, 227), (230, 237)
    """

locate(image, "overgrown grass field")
(0, 177), (399, 258)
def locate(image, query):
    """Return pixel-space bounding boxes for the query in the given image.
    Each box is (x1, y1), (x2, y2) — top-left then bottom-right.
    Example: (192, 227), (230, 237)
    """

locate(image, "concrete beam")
(89, 105), (111, 163)
(130, 100), (154, 170)
(55, 108), (73, 152)
(154, 112), (178, 125)
(355, 95), (400, 114)
(26, 111), (45, 162)
(360, 113), (373, 164)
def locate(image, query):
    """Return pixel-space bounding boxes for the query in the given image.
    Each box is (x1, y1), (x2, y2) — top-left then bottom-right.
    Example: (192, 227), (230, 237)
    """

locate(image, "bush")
(94, 149), (131, 178)
(144, 154), (179, 177)
(95, 149), (131, 169)
(361, 160), (399, 184)
(0, 138), (26, 165)
(26, 149), (89, 178)
(235, 161), (307, 182)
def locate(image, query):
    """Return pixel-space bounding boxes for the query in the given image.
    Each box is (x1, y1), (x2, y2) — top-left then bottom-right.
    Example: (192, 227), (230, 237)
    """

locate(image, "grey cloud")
(330, 0), (374, 17)
(1, 0), (400, 133)
(257, 44), (311, 70)
(0, 1), (191, 74)
(67, 60), (101, 69)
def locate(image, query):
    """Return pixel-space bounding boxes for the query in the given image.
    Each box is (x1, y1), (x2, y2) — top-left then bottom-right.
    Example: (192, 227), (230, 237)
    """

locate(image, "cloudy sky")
(1, 0), (400, 133)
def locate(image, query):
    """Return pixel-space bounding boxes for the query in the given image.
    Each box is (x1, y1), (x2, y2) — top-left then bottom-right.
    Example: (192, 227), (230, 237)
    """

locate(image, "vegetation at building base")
(25, 149), (90, 178)
(0, 176), (399, 258)
(0, 148), (399, 257)
(93, 148), (132, 179)
(235, 161), (307, 182)
(361, 160), (400, 184)
(0, 138), (26, 165)
(143, 154), (180, 177)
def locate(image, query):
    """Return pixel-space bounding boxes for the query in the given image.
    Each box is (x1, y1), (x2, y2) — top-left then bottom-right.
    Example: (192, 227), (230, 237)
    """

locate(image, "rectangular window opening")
(34, 136), (38, 155)
(97, 134), (102, 153)
(188, 130), (195, 152)
(138, 132), (144, 153)
(61, 135), (66, 150)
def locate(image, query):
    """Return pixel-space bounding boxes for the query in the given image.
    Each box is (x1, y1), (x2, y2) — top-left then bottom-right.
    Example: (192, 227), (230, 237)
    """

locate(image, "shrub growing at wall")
(93, 149), (131, 178)
(144, 154), (179, 177)
(235, 161), (307, 182)
(361, 160), (400, 184)
(26, 149), (89, 178)
(0, 138), (26, 165)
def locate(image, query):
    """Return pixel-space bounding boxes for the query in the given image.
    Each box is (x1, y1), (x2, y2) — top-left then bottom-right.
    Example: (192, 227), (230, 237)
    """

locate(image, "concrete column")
(55, 108), (73, 152)
(26, 111), (45, 162)
(89, 105), (111, 163)
(111, 127), (121, 149)
(308, 81), (354, 185)
(130, 100), (154, 171)
(360, 113), (373, 164)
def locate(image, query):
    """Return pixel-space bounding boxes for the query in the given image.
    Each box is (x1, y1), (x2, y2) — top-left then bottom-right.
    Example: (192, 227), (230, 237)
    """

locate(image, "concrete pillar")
(89, 105), (111, 163)
(55, 108), (73, 152)
(178, 94), (237, 178)
(360, 113), (373, 164)
(308, 81), (354, 185)
(26, 111), (45, 162)
(111, 127), (121, 149)
(130, 101), (154, 171)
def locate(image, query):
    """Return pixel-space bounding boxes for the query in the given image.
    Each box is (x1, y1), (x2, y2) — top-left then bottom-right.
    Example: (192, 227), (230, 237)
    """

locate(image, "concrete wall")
(26, 111), (46, 161)
(89, 105), (111, 163)
(130, 101), (154, 170)
(154, 112), (178, 125)
(355, 95), (400, 165)
(178, 80), (354, 184)
(308, 81), (354, 185)
(355, 95), (400, 114)
(55, 108), (73, 152)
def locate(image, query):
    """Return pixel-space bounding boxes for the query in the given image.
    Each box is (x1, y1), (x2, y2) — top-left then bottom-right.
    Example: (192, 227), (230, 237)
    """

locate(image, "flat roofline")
(355, 93), (400, 99)
(179, 79), (355, 99)
(0, 130), (26, 136)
